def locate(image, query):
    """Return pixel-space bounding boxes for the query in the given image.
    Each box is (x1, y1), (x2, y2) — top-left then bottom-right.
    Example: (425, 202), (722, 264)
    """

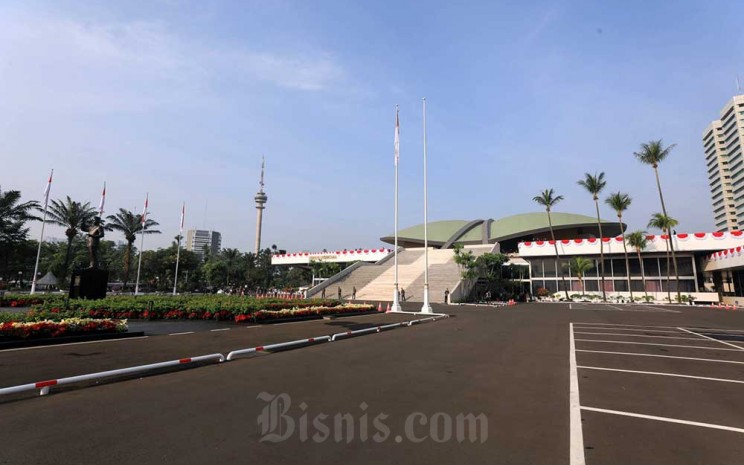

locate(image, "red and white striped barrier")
(0, 353), (225, 397)
(1, 315), (451, 397)
(226, 336), (332, 361)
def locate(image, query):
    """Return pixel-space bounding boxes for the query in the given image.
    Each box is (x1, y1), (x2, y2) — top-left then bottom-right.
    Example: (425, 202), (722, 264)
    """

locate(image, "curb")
(0, 331), (146, 350)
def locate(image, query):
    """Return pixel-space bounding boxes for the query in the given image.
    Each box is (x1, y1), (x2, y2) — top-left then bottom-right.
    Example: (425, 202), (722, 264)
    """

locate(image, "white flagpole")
(173, 202), (184, 295)
(134, 193), (148, 296)
(30, 169), (53, 295)
(98, 182), (106, 217)
(421, 98), (432, 313)
(392, 105), (402, 312)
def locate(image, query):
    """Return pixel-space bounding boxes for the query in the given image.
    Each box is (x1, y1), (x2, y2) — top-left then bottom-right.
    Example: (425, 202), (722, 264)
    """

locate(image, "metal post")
(392, 105), (402, 312)
(421, 98), (432, 314)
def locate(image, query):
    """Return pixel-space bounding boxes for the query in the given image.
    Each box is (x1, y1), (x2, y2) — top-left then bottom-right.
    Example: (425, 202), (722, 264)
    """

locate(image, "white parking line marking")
(0, 336), (149, 352)
(576, 349), (744, 365)
(578, 366), (744, 384)
(168, 332), (194, 336)
(573, 327), (682, 334)
(575, 339), (743, 351)
(210, 328), (231, 332)
(574, 332), (700, 341)
(573, 322), (680, 330)
(678, 327), (744, 351)
(685, 327), (744, 334)
(569, 304), (678, 313)
(581, 406), (744, 434)
(569, 323), (586, 465)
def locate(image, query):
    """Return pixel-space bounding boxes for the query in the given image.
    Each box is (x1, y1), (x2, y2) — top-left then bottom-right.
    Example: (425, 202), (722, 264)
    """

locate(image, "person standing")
(337, 286), (342, 300)
(400, 288), (406, 302)
(444, 288), (450, 305)
(352, 286), (357, 300)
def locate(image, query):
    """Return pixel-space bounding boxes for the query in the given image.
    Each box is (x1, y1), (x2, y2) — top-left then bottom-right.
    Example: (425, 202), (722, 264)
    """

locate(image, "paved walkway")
(2, 303), (744, 464)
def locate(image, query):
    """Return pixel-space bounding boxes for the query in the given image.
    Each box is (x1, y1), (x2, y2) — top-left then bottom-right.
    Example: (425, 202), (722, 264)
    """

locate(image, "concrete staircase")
(311, 245), (495, 302)
(406, 245), (495, 303)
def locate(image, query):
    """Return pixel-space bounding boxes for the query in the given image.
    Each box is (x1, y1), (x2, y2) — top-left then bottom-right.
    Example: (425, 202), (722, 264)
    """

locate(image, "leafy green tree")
(220, 248), (242, 285)
(636, 140), (681, 302)
(105, 208), (161, 290)
(203, 258), (228, 289)
(46, 196), (96, 283)
(533, 188), (569, 300)
(605, 192), (633, 300)
(648, 213), (680, 303)
(627, 231), (649, 301)
(0, 187), (40, 281)
(569, 257), (594, 294)
(577, 172), (608, 301)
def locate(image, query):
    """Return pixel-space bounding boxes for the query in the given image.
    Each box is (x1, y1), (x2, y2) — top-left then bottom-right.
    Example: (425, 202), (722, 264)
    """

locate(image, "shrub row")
(0, 302), (376, 324)
(0, 318), (127, 340)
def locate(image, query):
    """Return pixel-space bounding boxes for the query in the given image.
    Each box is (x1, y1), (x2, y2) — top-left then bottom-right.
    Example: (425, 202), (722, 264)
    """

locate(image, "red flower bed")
(0, 318), (127, 340)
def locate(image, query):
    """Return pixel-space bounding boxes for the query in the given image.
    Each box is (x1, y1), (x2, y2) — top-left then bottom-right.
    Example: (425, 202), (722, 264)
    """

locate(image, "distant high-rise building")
(703, 94), (744, 231)
(254, 157), (268, 255)
(185, 229), (221, 259)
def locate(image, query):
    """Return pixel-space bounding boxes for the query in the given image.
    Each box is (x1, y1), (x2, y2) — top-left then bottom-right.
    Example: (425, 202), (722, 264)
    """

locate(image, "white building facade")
(704, 94), (744, 231)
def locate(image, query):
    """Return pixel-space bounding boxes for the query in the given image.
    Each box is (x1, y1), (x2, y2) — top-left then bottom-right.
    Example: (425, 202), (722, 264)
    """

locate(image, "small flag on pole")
(141, 194), (149, 226)
(394, 107), (400, 166)
(98, 182), (106, 217)
(42, 170), (53, 207)
(179, 202), (185, 233)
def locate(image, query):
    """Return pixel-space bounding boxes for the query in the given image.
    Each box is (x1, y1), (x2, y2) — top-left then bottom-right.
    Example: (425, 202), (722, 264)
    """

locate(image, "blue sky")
(2, 0), (743, 252)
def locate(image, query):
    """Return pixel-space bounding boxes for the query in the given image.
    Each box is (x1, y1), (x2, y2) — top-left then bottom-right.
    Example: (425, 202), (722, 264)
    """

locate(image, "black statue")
(87, 217), (105, 269)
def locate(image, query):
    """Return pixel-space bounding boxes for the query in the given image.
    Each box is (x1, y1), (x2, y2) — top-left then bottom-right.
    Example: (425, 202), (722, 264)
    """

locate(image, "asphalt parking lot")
(3, 302), (744, 464)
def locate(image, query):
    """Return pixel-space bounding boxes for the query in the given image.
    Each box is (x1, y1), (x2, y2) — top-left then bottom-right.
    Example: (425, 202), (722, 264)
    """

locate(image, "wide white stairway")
(311, 245), (495, 302)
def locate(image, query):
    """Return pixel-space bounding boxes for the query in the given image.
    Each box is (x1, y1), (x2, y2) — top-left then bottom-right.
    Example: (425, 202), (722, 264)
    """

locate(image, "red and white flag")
(98, 182), (106, 217)
(42, 170), (53, 207)
(141, 193), (149, 227)
(394, 107), (400, 166)
(179, 202), (185, 233)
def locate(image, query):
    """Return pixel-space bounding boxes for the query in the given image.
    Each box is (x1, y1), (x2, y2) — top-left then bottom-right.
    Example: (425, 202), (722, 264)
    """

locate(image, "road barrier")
(226, 336), (332, 361)
(1, 314), (450, 397)
(0, 353), (225, 397)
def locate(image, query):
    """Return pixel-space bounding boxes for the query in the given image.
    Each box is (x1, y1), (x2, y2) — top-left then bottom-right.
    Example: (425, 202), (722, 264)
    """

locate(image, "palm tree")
(569, 257), (594, 294)
(0, 187), (40, 243)
(221, 248), (241, 285)
(46, 196), (96, 281)
(0, 188), (41, 280)
(577, 172), (608, 301)
(627, 231), (649, 301)
(533, 188), (569, 300)
(106, 208), (161, 289)
(605, 192), (633, 301)
(648, 213), (679, 303)
(635, 140), (681, 302)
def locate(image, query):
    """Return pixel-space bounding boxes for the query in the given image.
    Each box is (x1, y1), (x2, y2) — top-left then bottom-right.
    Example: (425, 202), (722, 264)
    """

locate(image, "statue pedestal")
(69, 269), (109, 300)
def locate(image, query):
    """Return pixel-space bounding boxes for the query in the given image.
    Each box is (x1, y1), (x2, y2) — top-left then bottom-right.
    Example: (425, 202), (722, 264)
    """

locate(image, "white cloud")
(0, 9), (348, 116)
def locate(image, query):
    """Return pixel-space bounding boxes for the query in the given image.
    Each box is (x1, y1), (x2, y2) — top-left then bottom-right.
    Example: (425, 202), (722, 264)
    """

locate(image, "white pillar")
(392, 105), (402, 312)
(421, 98), (432, 314)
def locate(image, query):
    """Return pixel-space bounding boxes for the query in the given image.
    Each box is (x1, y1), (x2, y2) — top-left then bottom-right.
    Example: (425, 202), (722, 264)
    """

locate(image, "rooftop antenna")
(737, 75), (742, 95)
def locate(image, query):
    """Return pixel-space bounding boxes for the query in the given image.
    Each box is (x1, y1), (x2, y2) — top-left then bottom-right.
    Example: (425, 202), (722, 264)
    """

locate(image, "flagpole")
(98, 182), (106, 217)
(134, 193), (148, 296)
(30, 169), (53, 295)
(173, 202), (184, 296)
(421, 98), (432, 314)
(392, 105), (402, 312)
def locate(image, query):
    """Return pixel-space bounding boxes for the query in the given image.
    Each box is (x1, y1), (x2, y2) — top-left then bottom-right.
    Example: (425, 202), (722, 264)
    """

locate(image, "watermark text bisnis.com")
(257, 392), (488, 444)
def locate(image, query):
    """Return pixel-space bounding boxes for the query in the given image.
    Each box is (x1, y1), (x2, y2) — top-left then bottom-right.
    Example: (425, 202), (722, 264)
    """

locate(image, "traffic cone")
(386, 303), (391, 313)
(377, 302), (383, 312)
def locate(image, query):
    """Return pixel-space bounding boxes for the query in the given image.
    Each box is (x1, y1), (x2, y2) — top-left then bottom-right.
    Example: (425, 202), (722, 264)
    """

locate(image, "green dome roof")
(381, 212), (620, 248)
